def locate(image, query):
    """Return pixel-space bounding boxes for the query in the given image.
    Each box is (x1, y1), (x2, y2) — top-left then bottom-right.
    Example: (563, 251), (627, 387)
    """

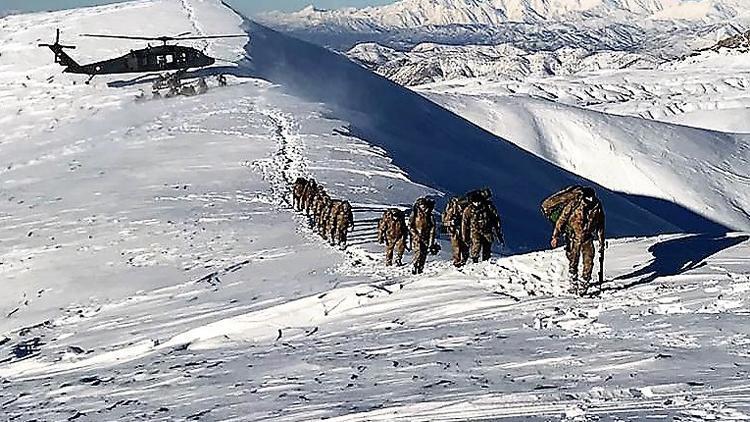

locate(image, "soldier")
(314, 192), (332, 235)
(302, 179), (319, 217)
(327, 200), (354, 247)
(541, 186), (606, 295)
(196, 77), (209, 95)
(462, 192), (493, 263)
(409, 197), (439, 275)
(443, 196), (469, 267)
(478, 188), (504, 246)
(180, 84), (197, 96)
(378, 208), (409, 266)
(165, 84), (180, 98)
(217, 74), (227, 87)
(292, 177), (308, 212)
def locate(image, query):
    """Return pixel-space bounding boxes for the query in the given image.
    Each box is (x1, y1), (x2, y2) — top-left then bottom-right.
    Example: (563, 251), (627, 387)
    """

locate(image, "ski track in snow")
(0, 1), (749, 421)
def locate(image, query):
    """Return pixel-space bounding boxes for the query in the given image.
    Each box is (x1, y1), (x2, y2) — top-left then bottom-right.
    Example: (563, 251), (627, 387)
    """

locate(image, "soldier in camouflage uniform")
(314, 193), (332, 236)
(292, 177), (308, 212)
(326, 199), (354, 247)
(443, 196), (469, 267)
(196, 77), (209, 95)
(409, 197), (439, 275)
(378, 208), (409, 266)
(542, 186), (606, 295)
(302, 179), (319, 217)
(461, 189), (503, 263)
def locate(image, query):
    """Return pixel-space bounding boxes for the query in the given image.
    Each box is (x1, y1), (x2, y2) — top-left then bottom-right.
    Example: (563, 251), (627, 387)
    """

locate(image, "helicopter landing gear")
(85, 74), (95, 85)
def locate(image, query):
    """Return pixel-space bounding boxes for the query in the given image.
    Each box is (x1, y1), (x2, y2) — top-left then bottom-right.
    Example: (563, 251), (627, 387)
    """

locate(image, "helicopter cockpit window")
(165, 54), (174, 64)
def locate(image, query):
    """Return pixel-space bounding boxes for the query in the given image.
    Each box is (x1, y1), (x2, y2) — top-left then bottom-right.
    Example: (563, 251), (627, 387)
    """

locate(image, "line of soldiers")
(292, 178), (354, 248)
(377, 197), (442, 275)
(376, 189), (503, 275)
(442, 188), (504, 267)
(291, 176), (605, 296)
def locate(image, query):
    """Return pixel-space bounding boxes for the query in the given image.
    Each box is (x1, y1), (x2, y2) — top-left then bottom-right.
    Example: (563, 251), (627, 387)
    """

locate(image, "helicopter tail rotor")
(39, 29), (79, 68)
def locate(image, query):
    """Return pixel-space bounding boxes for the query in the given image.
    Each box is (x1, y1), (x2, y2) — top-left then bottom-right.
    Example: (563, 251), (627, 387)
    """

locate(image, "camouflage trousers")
(384, 237), (407, 266)
(449, 233), (468, 267)
(468, 233), (492, 263)
(328, 216), (350, 247)
(566, 237), (595, 287)
(412, 239), (429, 274)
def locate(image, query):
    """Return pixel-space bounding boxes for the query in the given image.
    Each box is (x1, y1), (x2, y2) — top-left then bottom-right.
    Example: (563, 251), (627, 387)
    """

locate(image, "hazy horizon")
(0, 0), (396, 16)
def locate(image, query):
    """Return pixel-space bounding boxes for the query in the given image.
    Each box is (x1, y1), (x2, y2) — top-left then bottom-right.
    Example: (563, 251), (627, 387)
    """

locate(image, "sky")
(0, 0), (396, 16)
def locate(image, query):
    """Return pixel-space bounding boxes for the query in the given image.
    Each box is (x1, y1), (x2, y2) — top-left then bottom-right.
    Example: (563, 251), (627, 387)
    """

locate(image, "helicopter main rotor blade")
(169, 34), (247, 40)
(80, 34), (163, 41)
(80, 33), (246, 41)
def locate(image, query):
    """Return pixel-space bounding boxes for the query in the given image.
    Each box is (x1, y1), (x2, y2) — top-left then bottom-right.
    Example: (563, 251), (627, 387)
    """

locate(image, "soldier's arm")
(442, 204), (454, 232)
(377, 217), (386, 244)
(490, 204), (503, 241)
(429, 216), (437, 246)
(552, 201), (575, 243)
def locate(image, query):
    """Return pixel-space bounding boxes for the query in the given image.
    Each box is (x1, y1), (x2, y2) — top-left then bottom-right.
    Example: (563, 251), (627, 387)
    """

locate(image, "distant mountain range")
(260, 1), (749, 54)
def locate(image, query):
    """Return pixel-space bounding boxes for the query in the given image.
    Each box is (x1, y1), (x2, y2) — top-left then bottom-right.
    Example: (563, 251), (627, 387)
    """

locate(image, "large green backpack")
(541, 185), (586, 225)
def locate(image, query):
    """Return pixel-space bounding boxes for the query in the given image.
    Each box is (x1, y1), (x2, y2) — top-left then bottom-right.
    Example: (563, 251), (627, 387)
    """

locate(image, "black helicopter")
(39, 29), (245, 83)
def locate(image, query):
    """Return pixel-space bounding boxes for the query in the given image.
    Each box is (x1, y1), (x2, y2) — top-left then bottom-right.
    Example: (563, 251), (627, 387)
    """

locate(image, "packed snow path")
(1, 1), (750, 421)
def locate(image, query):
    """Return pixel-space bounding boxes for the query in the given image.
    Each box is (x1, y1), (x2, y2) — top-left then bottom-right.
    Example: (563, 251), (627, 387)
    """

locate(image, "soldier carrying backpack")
(541, 186), (606, 295)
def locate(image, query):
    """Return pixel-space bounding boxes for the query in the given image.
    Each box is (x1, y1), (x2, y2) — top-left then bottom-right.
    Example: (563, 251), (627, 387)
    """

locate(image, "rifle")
(598, 241), (605, 285)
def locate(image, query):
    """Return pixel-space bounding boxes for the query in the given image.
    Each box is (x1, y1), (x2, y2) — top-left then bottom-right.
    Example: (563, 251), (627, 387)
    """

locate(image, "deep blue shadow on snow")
(611, 234), (749, 289)
(226, 9), (730, 251)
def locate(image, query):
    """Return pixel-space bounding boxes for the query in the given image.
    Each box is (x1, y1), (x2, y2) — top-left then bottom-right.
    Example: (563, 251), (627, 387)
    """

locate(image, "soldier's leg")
(581, 240), (596, 289)
(337, 219), (348, 247)
(331, 217), (341, 246)
(385, 241), (394, 266)
(460, 239), (469, 265)
(319, 214), (329, 238)
(481, 235), (492, 261)
(417, 241), (428, 273)
(450, 234), (463, 267)
(567, 239), (582, 280)
(395, 237), (406, 266)
(412, 240), (427, 274)
(469, 235), (481, 263)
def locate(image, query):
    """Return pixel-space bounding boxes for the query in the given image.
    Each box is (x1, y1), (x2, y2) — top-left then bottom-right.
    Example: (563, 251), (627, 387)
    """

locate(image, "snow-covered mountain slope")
(420, 92), (750, 231)
(411, 44), (750, 132)
(2, 1), (750, 421)
(244, 20), (738, 243)
(348, 42), (662, 86)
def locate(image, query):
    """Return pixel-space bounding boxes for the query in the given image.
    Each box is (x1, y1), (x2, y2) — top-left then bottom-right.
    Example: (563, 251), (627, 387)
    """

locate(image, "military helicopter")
(39, 29), (245, 84)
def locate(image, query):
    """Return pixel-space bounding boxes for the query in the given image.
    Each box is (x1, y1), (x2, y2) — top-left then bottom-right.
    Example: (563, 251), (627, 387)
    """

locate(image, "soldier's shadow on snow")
(606, 234), (749, 291)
